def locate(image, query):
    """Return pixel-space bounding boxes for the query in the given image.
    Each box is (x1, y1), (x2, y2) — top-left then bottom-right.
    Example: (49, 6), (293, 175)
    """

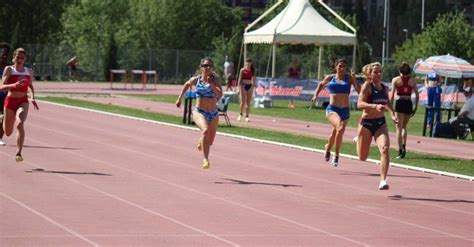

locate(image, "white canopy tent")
(243, 0), (357, 79)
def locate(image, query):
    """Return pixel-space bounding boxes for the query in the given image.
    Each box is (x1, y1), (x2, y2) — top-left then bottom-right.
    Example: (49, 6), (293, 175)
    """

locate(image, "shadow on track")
(339, 171), (432, 179)
(389, 194), (474, 204)
(215, 178), (302, 187)
(26, 168), (111, 176)
(23, 145), (80, 150)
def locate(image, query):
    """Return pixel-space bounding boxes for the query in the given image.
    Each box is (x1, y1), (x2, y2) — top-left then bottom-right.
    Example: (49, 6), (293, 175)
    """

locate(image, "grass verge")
(126, 94), (471, 140)
(40, 96), (473, 177)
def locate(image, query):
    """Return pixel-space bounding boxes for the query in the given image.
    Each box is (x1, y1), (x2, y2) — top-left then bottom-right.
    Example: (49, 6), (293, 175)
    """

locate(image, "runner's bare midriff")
(329, 94), (349, 108)
(361, 108), (385, 119)
(196, 97), (218, 111)
(7, 91), (27, 98)
(241, 79), (252, 86)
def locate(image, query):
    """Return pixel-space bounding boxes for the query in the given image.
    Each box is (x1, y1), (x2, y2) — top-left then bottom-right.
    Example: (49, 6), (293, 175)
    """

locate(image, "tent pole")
(244, 44), (247, 63)
(352, 45), (357, 71)
(318, 45), (323, 80)
(352, 32), (357, 70)
(272, 43), (276, 78)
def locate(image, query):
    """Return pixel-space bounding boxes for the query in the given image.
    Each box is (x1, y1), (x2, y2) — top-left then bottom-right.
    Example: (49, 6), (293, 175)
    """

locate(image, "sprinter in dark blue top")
(176, 57), (222, 170)
(312, 59), (360, 167)
(355, 62), (398, 190)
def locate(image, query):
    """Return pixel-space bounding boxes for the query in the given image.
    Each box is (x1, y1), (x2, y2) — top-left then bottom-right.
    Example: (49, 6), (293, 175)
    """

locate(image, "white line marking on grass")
(40, 100), (473, 181)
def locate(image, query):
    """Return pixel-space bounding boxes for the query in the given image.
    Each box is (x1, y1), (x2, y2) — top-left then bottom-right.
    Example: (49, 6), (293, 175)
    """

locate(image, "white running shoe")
(331, 156), (339, 167)
(0, 139), (5, 146)
(378, 180), (389, 190)
(245, 117), (250, 122)
(237, 115), (242, 121)
(352, 136), (358, 144)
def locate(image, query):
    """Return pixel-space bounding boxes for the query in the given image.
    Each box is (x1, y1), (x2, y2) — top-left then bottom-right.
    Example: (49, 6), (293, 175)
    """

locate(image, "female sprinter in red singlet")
(0, 48), (39, 161)
(389, 62), (419, 159)
(236, 58), (256, 122)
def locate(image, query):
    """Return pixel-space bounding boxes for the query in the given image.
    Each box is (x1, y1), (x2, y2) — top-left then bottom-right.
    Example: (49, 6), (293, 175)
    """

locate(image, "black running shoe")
(396, 149), (405, 159)
(325, 151), (330, 162)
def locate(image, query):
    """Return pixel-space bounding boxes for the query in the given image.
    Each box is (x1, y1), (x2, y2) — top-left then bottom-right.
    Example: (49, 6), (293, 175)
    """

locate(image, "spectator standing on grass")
(0, 42), (11, 146)
(66, 55), (78, 82)
(236, 58), (256, 122)
(287, 59), (301, 109)
(425, 73), (442, 129)
(223, 55), (234, 92)
(390, 62), (419, 159)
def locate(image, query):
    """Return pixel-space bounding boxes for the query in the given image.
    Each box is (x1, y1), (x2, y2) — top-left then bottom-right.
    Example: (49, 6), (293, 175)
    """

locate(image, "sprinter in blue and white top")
(312, 59), (360, 167)
(356, 62), (398, 190)
(176, 57), (222, 170)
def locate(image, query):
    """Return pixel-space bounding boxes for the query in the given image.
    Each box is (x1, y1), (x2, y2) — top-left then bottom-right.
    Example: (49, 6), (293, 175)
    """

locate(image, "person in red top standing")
(0, 48), (39, 161)
(236, 58), (256, 122)
(0, 42), (11, 146)
(389, 62), (419, 159)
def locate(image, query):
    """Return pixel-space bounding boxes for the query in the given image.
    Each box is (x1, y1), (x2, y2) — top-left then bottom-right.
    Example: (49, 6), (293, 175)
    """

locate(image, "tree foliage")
(60, 0), (242, 80)
(393, 11), (474, 66)
(0, 0), (72, 47)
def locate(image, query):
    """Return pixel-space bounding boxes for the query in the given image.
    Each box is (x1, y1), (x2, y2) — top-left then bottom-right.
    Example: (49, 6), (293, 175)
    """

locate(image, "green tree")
(0, 0), (72, 47)
(61, 0), (138, 80)
(393, 11), (474, 66)
(130, 0), (241, 50)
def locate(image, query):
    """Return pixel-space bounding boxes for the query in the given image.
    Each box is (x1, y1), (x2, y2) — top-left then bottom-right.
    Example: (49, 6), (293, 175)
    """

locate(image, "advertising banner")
(255, 77), (459, 108)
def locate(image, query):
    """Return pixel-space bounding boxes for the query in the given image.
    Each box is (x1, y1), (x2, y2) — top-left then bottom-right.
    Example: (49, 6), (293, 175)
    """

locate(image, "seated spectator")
(288, 59), (301, 80)
(463, 77), (472, 91)
(449, 87), (474, 138)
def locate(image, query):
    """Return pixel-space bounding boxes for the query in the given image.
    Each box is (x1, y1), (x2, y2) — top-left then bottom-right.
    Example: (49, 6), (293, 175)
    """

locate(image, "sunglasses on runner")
(201, 64), (213, 68)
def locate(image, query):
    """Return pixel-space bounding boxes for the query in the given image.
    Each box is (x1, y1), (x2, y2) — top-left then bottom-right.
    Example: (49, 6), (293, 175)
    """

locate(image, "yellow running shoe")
(202, 161), (210, 169)
(15, 154), (23, 162)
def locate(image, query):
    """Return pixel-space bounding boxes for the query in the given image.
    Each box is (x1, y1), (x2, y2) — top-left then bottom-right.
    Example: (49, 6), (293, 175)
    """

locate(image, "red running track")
(1, 103), (473, 246)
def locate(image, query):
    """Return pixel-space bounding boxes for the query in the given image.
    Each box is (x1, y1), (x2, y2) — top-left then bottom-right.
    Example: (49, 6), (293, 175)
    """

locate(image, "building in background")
(447, 0), (474, 25)
(223, 0), (269, 23)
(326, 0), (473, 26)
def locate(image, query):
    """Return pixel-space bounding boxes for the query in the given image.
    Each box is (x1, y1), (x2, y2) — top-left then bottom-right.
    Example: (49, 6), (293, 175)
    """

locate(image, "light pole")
(382, 0), (388, 66)
(421, 0), (425, 30)
(403, 28), (408, 40)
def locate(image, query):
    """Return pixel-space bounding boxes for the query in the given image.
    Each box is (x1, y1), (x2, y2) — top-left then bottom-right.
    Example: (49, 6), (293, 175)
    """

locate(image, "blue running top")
(326, 74), (351, 94)
(195, 76), (216, 99)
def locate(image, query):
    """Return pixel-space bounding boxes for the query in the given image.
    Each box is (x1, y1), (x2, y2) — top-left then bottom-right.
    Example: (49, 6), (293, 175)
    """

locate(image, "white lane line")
(0, 153), (239, 247)
(32, 123), (474, 243)
(30, 113), (474, 216)
(25, 126), (368, 246)
(0, 191), (99, 247)
(27, 119), (474, 243)
(39, 100), (474, 181)
(267, 185), (474, 242)
(0, 233), (461, 238)
(29, 104), (473, 244)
